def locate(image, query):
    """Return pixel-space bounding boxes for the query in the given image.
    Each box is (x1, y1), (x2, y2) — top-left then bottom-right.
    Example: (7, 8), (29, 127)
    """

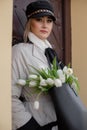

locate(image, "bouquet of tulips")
(17, 58), (79, 109)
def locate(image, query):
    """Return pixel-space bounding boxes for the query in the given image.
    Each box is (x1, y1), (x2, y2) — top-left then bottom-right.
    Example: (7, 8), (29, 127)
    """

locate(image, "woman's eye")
(34, 17), (53, 23)
(47, 19), (53, 23)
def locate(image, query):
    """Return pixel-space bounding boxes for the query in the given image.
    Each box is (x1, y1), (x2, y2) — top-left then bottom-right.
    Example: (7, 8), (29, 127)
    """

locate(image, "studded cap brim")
(27, 9), (56, 21)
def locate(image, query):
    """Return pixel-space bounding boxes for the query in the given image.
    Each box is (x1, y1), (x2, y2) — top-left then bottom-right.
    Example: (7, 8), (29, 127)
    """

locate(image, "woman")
(12, 0), (58, 130)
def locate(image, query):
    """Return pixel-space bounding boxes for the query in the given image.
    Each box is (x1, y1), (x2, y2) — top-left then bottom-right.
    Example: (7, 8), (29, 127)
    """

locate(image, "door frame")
(62, 0), (71, 65)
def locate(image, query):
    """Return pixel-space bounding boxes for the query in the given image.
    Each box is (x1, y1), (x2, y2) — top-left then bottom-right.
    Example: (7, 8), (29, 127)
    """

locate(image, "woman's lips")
(40, 30), (48, 33)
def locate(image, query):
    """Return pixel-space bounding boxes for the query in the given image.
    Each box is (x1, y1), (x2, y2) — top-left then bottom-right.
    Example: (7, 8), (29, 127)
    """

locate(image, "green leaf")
(52, 57), (57, 70)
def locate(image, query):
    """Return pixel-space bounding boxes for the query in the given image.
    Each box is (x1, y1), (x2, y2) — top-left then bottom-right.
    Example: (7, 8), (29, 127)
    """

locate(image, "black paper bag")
(50, 83), (87, 130)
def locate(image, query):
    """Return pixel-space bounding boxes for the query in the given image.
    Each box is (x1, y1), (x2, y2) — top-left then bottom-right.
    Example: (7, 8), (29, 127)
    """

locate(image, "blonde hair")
(23, 19), (31, 42)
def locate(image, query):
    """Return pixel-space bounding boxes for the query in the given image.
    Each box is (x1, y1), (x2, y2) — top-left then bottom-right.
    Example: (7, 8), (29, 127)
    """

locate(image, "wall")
(71, 0), (87, 107)
(0, 0), (87, 129)
(0, 0), (12, 130)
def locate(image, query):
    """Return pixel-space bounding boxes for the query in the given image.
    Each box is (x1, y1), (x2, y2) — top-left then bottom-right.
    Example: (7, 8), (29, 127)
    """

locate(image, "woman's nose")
(42, 20), (47, 27)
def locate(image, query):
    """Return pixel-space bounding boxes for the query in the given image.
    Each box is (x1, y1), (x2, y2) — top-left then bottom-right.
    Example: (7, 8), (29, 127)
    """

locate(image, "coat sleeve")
(12, 44), (32, 130)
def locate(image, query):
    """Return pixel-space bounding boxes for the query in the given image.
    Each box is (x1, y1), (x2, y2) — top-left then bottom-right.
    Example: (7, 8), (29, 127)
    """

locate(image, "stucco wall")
(0, 0), (12, 130)
(71, 0), (87, 107)
(0, 0), (87, 129)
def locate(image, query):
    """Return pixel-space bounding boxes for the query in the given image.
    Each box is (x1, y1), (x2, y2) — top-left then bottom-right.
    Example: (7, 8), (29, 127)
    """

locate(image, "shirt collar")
(28, 32), (52, 52)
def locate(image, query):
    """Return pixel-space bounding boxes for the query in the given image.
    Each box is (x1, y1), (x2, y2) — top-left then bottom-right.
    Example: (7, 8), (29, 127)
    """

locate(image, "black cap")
(25, 0), (56, 21)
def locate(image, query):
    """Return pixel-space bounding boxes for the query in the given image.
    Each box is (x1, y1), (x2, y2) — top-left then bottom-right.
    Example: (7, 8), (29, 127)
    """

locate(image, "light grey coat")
(12, 42), (58, 130)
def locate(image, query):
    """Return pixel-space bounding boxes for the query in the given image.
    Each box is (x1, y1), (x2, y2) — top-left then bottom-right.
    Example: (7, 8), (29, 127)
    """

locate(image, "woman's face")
(30, 16), (53, 40)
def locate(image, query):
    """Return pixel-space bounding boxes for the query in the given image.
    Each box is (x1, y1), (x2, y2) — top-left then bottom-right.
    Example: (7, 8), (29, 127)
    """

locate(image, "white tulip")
(54, 79), (62, 87)
(29, 74), (37, 79)
(63, 66), (68, 73)
(67, 68), (73, 75)
(57, 69), (65, 83)
(40, 79), (47, 86)
(63, 66), (73, 76)
(57, 69), (63, 75)
(46, 78), (54, 86)
(29, 81), (37, 87)
(60, 75), (65, 83)
(17, 79), (26, 86)
(34, 101), (39, 110)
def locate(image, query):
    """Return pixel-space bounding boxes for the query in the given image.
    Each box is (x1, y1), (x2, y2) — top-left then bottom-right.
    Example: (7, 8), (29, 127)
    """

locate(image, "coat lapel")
(32, 44), (48, 65)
